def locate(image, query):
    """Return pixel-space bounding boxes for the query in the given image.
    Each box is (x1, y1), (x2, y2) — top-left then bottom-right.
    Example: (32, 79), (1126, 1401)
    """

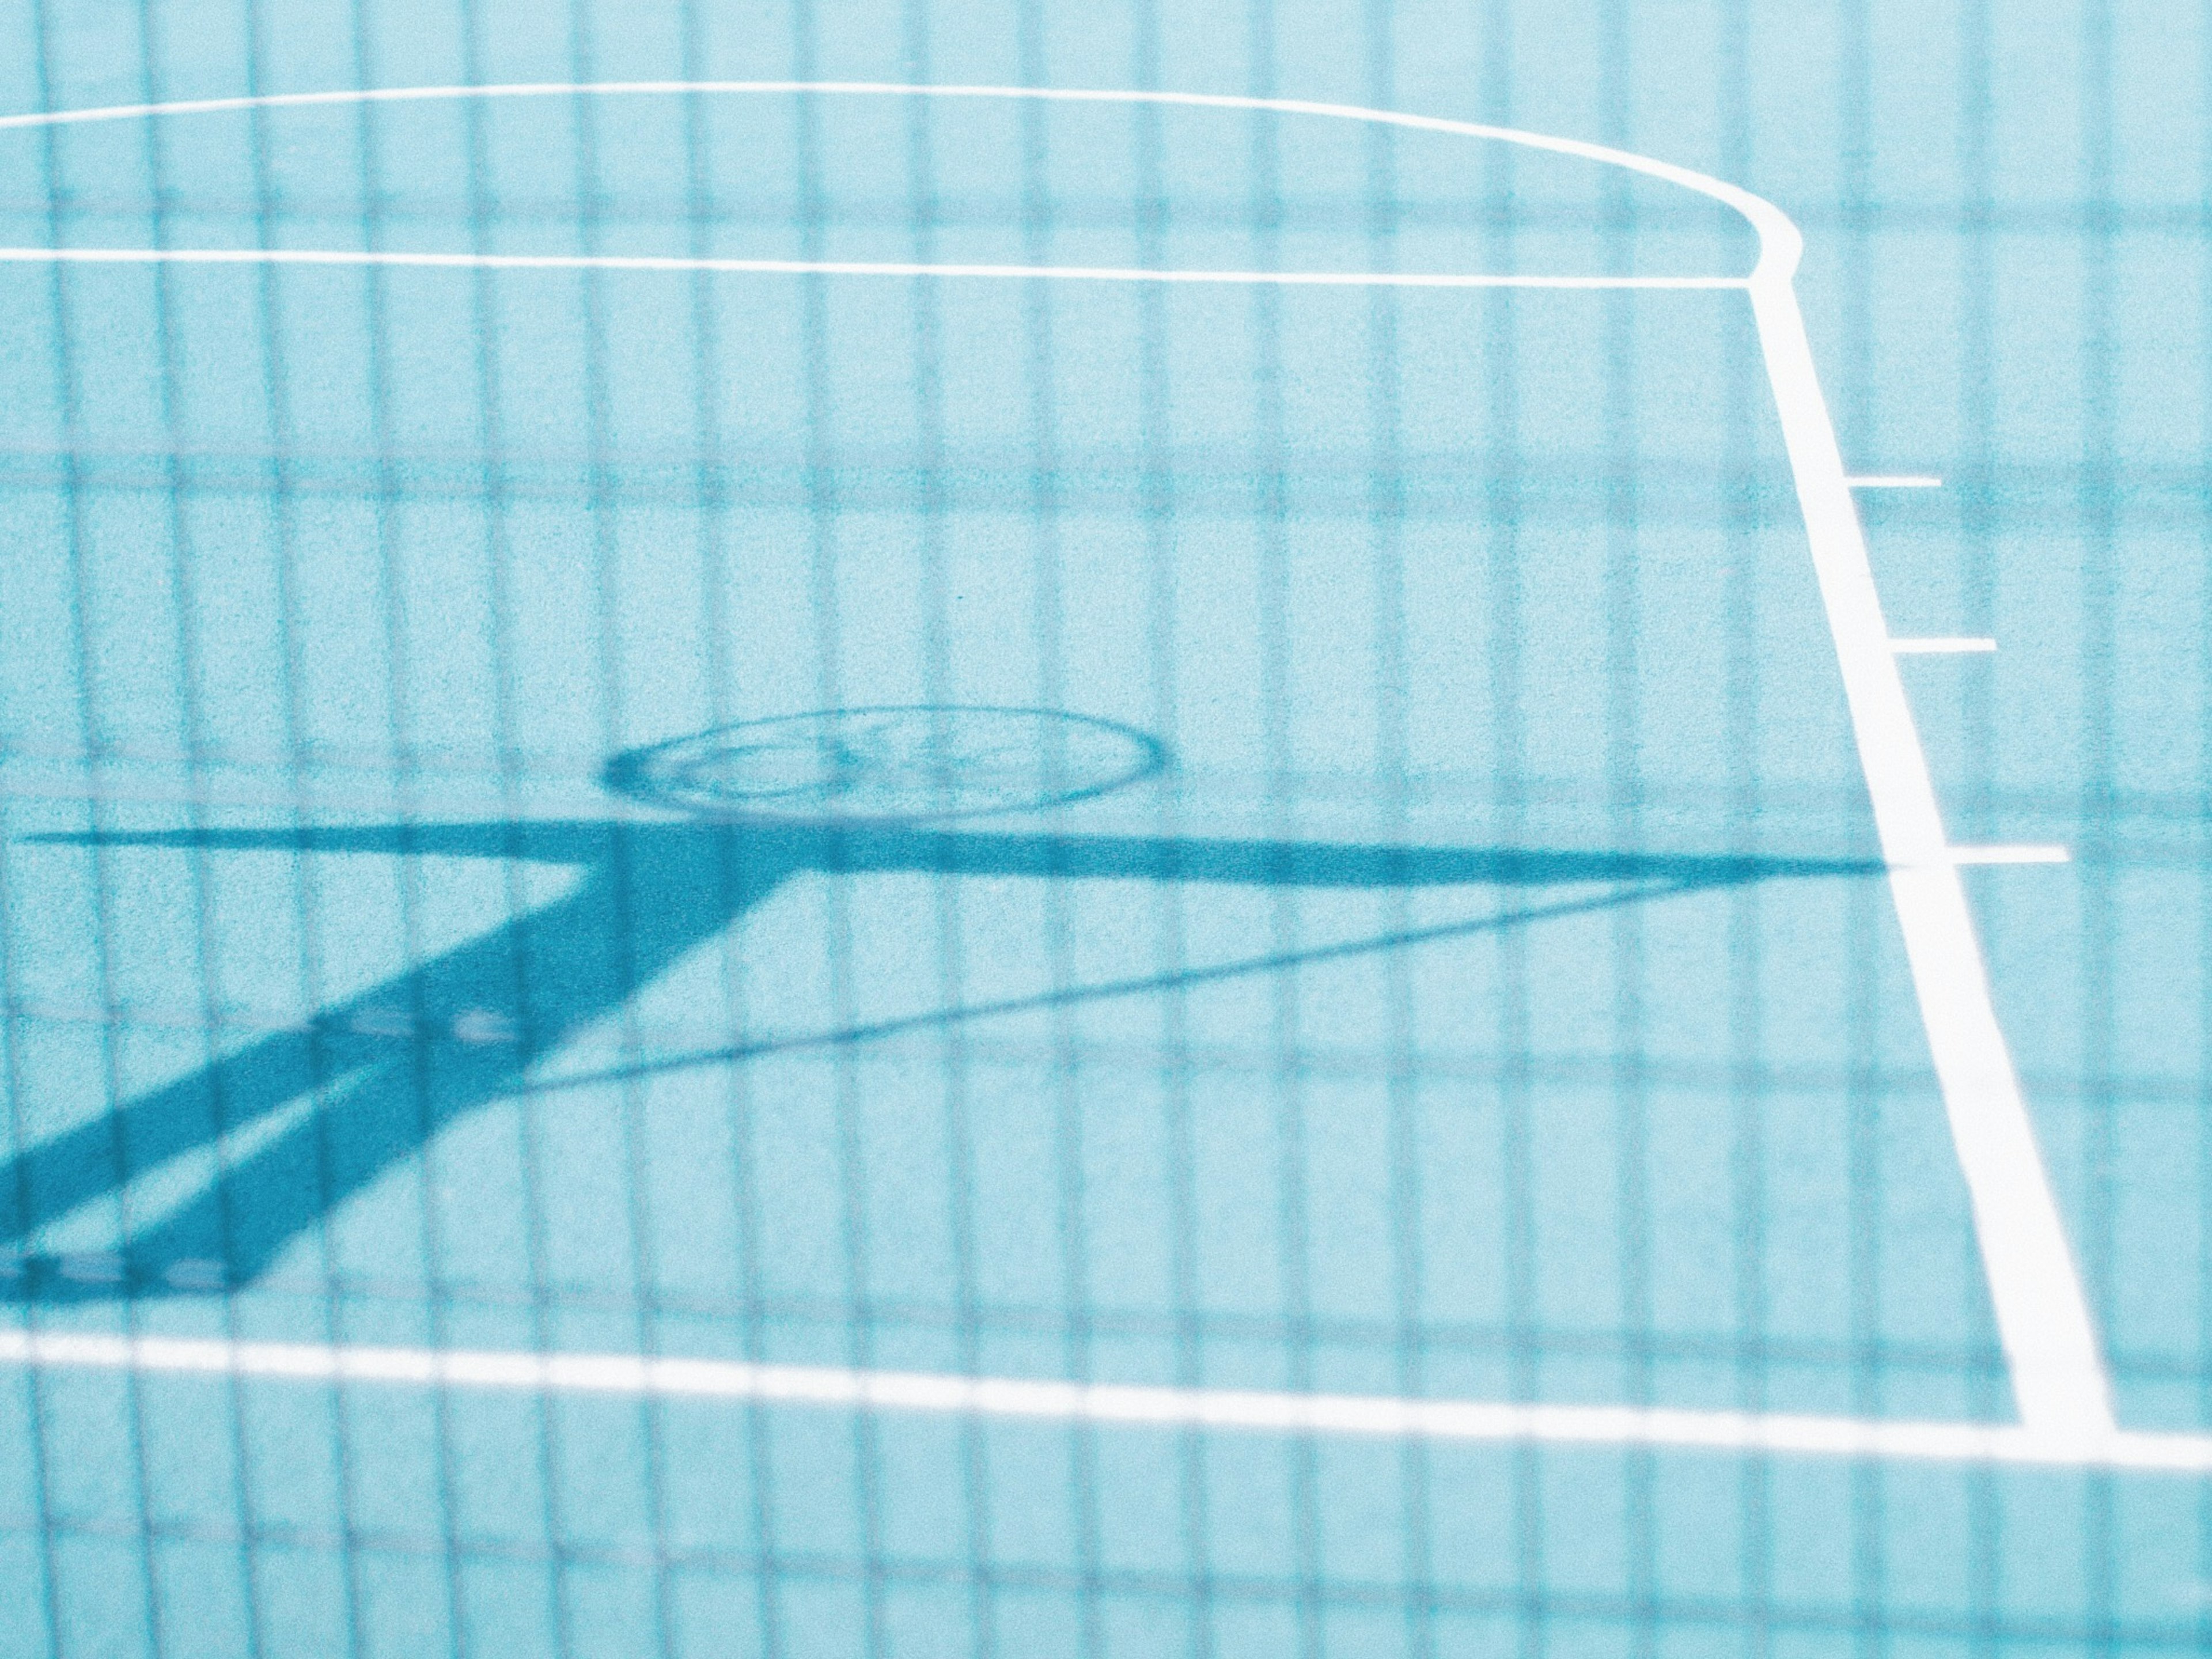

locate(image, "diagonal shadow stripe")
(523, 877), (1701, 1095)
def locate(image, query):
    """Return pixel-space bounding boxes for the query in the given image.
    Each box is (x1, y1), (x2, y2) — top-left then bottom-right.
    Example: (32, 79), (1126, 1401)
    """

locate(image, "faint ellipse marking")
(606, 707), (1166, 824)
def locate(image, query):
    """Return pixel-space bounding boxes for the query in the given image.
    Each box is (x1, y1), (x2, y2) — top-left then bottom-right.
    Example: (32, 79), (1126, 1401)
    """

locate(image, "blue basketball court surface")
(1, 2), (2209, 1654)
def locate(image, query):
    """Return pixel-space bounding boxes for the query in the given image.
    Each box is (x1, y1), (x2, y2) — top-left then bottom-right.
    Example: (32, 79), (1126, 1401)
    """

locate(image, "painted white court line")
(1846, 475), (1944, 488)
(0, 246), (1742, 290)
(0, 1329), (2193, 1472)
(1891, 637), (1997, 654)
(1749, 273), (2113, 1438)
(0, 81), (2115, 1446)
(1949, 844), (2073, 866)
(0, 80), (1795, 278)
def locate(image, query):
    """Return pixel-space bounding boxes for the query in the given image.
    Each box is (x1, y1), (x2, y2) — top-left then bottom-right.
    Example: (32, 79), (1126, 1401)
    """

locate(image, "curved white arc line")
(1744, 266), (2113, 1437)
(0, 79), (1793, 282)
(0, 246), (1744, 290)
(0, 1330), (2186, 1471)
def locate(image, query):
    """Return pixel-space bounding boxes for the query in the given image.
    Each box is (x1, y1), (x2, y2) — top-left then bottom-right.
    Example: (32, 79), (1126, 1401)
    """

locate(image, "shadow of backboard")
(5, 707), (1876, 1302)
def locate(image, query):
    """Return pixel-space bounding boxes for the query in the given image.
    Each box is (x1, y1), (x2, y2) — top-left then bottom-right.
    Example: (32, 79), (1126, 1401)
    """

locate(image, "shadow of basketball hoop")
(605, 707), (1168, 825)
(4, 707), (1878, 1303)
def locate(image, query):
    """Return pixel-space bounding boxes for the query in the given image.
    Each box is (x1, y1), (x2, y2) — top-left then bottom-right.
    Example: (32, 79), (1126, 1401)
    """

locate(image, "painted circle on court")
(606, 707), (1165, 823)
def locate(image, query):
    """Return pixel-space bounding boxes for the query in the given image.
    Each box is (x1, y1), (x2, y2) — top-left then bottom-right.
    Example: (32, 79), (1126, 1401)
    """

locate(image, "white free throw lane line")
(1747, 269), (2115, 1438)
(1846, 475), (1944, 488)
(0, 79), (2112, 1445)
(0, 247), (1741, 291)
(0, 1330), (2194, 1471)
(1891, 637), (1997, 654)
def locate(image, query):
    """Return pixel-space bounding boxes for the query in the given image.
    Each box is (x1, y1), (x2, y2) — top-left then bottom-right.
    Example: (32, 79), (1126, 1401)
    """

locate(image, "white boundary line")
(0, 82), (2118, 1455)
(0, 1328), (2198, 1472)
